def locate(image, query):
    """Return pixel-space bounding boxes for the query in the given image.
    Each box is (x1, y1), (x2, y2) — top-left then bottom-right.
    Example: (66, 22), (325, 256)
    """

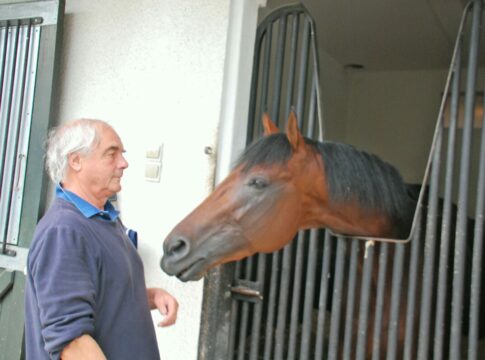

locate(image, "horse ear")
(286, 110), (304, 151)
(262, 113), (279, 136)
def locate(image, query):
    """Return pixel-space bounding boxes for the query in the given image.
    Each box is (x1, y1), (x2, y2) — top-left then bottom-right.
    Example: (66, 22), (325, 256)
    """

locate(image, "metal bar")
(228, 262), (242, 358)
(467, 86), (485, 359)
(299, 229), (319, 358)
(249, 253), (267, 360)
(295, 17), (310, 123)
(0, 26), (7, 106)
(433, 37), (462, 358)
(258, 22), (272, 132)
(307, 75), (318, 139)
(5, 23), (33, 247)
(0, 24), (19, 254)
(386, 243), (406, 358)
(8, 24), (40, 246)
(246, 27), (263, 141)
(236, 257), (254, 360)
(284, 12), (299, 120)
(342, 239), (359, 359)
(355, 241), (375, 360)
(284, 231), (305, 359)
(450, 1), (482, 358)
(327, 237), (347, 360)
(371, 243), (389, 360)
(417, 110), (442, 360)
(403, 208), (422, 360)
(314, 231), (332, 360)
(274, 238), (292, 359)
(263, 251), (279, 360)
(270, 15), (286, 121)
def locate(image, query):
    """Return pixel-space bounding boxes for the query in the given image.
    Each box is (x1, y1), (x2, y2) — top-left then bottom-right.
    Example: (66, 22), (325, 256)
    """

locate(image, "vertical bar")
(299, 229), (319, 359)
(0, 25), (19, 175)
(355, 241), (375, 360)
(327, 237), (347, 360)
(270, 16), (287, 121)
(433, 39), (462, 358)
(314, 231), (332, 359)
(386, 243), (406, 358)
(0, 25), (8, 106)
(0, 24), (19, 253)
(259, 23), (272, 121)
(284, 12), (299, 119)
(8, 24), (41, 245)
(263, 252), (280, 360)
(403, 209), (423, 360)
(283, 231), (305, 359)
(5, 24), (32, 246)
(228, 262), (242, 358)
(417, 114), (442, 360)
(342, 239), (359, 359)
(371, 243), (389, 360)
(467, 89), (485, 359)
(236, 258), (254, 360)
(295, 17), (310, 123)
(450, 1), (482, 358)
(249, 253), (267, 360)
(247, 29), (263, 140)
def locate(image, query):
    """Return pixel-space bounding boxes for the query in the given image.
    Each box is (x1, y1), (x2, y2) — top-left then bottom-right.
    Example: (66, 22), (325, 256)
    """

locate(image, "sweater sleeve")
(28, 225), (97, 358)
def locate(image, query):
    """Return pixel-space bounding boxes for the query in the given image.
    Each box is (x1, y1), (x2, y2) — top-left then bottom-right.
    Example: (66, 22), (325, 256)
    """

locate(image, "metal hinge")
(0, 245), (28, 273)
(230, 279), (263, 303)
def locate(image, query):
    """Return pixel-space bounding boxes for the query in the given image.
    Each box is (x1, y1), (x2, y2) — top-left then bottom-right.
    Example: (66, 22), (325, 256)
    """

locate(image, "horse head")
(161, 111), (324, 281)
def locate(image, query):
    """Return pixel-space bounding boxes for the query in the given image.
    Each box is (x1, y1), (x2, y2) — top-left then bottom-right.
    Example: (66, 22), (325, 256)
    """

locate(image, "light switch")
(145, 163), (161, 182)
(146, 145), (162, 160)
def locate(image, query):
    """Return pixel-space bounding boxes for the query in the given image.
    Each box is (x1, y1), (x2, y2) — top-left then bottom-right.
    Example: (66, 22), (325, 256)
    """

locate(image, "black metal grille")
(223, 1), (485, 359)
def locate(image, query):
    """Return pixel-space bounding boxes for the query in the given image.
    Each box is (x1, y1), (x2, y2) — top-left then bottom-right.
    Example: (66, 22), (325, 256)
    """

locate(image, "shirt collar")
(56, 184), (119, 221)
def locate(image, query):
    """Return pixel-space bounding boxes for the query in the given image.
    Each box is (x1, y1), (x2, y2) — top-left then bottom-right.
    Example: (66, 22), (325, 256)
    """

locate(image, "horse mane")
(236, 134), (415, 238)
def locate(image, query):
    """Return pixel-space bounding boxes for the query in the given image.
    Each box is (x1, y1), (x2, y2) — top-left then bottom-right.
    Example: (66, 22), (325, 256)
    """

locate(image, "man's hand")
(60, 334), (106, 360)
(146, 287), (179, 327)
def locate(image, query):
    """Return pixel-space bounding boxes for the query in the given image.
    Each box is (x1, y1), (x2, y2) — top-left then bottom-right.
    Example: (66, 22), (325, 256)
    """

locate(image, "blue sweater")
(24, 198), (160, 359)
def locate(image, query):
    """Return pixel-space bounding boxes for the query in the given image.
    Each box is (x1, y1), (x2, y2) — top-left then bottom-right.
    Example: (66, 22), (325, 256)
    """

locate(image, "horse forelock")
(235, 134), (293, 172)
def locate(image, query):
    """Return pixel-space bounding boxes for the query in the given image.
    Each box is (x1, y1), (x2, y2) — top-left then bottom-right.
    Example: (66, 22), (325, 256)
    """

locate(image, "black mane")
(236, 134), (415, 238)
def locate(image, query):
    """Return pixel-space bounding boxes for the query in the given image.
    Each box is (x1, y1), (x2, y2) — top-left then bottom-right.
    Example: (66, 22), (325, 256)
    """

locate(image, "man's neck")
(61, 182), (107, 210)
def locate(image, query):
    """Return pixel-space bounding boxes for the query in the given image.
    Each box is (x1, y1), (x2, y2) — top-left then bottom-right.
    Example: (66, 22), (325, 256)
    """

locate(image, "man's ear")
(68, 152), (82, 172)
(262, 113), (279, 136)
(286, 110), (304, 151)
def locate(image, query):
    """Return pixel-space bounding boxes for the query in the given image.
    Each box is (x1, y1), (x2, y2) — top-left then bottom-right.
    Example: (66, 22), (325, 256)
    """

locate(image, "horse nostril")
(166, 236), (190, 258)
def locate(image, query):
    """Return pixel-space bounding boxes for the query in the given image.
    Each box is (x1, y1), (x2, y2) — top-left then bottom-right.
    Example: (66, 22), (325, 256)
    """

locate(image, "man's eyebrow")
(103, 145), (125, 153)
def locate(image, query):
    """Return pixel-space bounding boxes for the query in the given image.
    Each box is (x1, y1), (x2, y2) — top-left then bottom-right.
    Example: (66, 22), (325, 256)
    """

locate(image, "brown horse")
(161, 111), (415, 282)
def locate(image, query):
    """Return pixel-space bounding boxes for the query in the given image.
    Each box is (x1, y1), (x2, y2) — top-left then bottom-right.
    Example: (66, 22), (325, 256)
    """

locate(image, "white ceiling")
(266, 0), (484, 71)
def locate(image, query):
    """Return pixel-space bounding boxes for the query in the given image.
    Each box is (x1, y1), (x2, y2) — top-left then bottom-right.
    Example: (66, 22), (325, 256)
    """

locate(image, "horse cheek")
(246, 199), (300, 254)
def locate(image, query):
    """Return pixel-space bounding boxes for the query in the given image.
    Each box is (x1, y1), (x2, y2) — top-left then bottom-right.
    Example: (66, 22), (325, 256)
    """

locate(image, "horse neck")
(295, 149), (393, 237)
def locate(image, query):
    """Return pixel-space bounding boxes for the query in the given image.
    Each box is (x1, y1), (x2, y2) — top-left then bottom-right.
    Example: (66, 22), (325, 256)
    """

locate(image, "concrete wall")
(52, 1), (230, 359)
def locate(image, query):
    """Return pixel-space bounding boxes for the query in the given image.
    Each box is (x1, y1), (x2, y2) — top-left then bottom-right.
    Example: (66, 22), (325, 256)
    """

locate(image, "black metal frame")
(200, 1), (485, 359)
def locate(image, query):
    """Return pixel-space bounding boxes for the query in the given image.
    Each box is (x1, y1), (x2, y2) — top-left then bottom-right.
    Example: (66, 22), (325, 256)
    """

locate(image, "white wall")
(53, 1), (230, 359)
(346, 69), (448, 183)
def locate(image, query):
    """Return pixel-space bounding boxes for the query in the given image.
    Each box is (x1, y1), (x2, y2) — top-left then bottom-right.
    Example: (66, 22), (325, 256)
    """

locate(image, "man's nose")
(119, 155), (129, 169)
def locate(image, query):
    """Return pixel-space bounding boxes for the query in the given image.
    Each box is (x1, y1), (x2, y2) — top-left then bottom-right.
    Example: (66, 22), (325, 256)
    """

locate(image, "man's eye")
(248, 177), (268, 190)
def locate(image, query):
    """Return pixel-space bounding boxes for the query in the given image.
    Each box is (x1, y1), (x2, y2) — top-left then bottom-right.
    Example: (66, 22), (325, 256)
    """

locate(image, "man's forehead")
(96, 124), (124, 150)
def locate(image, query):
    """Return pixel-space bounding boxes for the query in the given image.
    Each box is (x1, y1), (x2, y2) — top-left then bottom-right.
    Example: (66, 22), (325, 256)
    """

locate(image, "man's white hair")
(45, 119), (110, 183)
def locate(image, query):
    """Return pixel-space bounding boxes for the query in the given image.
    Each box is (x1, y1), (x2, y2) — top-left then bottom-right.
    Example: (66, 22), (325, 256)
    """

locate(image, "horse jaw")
(161, 220), (256, 281)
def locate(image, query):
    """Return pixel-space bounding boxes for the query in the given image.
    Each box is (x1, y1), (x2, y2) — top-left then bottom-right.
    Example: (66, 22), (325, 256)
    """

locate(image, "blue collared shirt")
(55, 185), (120, 221)
(55, 184), (137, 247)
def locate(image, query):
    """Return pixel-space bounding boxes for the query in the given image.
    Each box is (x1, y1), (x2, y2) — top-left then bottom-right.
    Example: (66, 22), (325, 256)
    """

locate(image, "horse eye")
(248, 177), (268, 190)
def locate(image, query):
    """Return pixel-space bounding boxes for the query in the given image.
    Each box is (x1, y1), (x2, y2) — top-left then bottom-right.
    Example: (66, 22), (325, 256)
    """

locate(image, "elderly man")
(24, 119), (178, 359)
